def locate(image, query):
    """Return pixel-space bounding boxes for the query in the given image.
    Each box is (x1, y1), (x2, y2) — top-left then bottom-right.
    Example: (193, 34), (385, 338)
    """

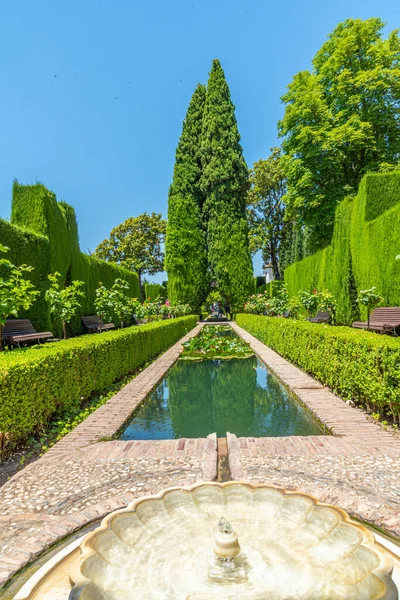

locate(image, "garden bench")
(82, 315), (115, 333)
(2, 319), (53, 347)
(307, 310), (332, 324)
(352, 307), (400, 335)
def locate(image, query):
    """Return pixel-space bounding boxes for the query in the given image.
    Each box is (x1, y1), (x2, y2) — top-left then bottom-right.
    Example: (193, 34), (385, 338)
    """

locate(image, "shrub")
(236, 314), (400, 421)
(45, 272), (85, 339)
(0, 316), (197, 443)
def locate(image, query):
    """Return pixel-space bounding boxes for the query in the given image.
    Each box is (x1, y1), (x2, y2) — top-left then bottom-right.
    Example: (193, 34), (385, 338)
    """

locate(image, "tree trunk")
(138, 271), (143, 303)
(367, 307), (370, 331)
(62, 322), (67, 339)
(0, 324), (3, 352)
(99, 315), (103, 333)
(271, 248), (281, 280)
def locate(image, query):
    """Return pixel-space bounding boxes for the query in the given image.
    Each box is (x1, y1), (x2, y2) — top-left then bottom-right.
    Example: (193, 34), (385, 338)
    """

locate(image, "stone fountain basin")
(69, 482), (398, 600)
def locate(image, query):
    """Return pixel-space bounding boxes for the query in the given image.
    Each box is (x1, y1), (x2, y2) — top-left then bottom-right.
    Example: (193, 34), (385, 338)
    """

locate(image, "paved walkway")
(0, 324), (216, 587)
(1, 321), (400, 590)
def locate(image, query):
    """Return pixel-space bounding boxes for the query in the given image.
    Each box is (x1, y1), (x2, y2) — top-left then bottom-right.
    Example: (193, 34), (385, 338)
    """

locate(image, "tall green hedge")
(0, 316), (197, 442)
(145, 283), (167, 301)
(1, 182), (140, 334)
(284, 172), (400, 323)
(236, 314), (400, 420)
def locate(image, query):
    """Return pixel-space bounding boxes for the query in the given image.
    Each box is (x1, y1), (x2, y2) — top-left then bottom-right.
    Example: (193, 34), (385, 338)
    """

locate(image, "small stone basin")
(69, 482), (398, 600)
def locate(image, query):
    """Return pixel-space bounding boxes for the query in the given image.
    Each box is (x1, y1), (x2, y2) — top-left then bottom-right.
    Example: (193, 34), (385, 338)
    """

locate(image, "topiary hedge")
(1, 182), (140, 336)
(144, 283), (167, 301)
(0, 316), (197, 443)
(236, 314), (400, 420)
(284, 171), (400, 324)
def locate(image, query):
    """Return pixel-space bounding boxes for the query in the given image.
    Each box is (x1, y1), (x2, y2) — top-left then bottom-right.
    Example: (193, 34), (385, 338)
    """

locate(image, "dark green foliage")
(200, 60), (254, 310)
(1, 182), (140, 335)
(144, 283), (167, 301)
(284, 172), (400, 323)
(237, 314), (400, 420)
(166, 84), (208, 311)
(255, 276), (265, 289)
(0, 316), (197, 442)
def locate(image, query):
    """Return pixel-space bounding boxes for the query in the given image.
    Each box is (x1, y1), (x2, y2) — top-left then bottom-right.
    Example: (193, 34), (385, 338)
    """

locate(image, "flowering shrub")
(142, 295), (191, 320)
(244, 287), (289, 317)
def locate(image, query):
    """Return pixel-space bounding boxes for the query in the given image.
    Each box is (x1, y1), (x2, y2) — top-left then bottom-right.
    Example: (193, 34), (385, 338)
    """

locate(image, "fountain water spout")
(214, 517), (241, 561)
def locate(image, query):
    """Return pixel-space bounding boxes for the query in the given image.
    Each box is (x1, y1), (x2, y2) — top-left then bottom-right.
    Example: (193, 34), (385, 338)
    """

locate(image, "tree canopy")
(95, 213), (166, 300)
(165, 84), (208, 311)
(247, 148), (287, 280)
(279, 18), (400, 250)
(200, 59), (253, 310)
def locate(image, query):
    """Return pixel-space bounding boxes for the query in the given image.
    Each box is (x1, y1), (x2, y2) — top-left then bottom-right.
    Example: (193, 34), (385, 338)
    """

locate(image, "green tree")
(94, 283), (115, 332)
(357, 286), (383, 330)
(165, 84), (208, 312)
(0, 244), (39, 350)
(95, 213), (166, 301)
(279, 18), (400, 250)
(247, 148), (288, 280)
(93, 279), (134, 330)
(110, 278), (134, 328)
(200, 59), (253, 311)
(45, 272), (85, 339)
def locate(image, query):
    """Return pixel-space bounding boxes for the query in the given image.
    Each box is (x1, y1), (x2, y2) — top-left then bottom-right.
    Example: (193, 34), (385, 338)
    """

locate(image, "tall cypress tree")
(200, 59), (253, 310)
(165, 84), (208, 311)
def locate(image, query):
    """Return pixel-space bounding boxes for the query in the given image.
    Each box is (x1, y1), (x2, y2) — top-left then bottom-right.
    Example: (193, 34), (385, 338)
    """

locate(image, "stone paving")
(1, 321), (400, 591)
(0, 324), (216, 588)
(0, 436), (217, 587)
(229, 323), (400, 538)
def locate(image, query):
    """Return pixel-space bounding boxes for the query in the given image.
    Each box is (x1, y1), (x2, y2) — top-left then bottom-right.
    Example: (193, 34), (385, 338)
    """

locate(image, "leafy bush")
(0, 244), (40, 349)
(45, 272), (85, 338)
(298, 290), (319, 317)
(0, 316), (197, 443)
(357, 287), (383, 328)
(236, 314), (400, 421)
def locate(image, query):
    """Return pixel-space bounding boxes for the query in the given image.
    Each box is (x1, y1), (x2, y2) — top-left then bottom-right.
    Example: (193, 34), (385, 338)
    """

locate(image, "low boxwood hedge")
(236, 314), (400, 421)
(0, 316), (197, 442)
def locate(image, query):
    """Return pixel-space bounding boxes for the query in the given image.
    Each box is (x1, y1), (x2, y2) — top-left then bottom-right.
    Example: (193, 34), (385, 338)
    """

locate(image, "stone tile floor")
(0, 437), (217, 587)
(1, 321), (400, 591)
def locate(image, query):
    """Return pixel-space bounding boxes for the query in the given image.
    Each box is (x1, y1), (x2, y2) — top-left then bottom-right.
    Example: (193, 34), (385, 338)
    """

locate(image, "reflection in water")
(120, 356), (323, 439)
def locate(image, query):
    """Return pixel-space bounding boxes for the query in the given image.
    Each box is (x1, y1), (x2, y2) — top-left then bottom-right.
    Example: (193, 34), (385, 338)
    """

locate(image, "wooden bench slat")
(2, 320), (54, 346)
(82, 316), (115, 332)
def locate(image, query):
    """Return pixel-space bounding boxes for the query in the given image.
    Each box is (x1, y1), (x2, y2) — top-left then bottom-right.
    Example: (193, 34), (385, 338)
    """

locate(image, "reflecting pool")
(120, 356), (324, 439)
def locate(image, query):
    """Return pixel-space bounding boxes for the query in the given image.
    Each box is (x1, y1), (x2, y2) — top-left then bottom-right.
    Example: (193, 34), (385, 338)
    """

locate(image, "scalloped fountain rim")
(69, 481), (398, 600)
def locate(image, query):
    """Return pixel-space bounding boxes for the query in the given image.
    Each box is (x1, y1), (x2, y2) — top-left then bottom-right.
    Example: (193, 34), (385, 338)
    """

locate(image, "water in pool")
(120, 356), (324, 439)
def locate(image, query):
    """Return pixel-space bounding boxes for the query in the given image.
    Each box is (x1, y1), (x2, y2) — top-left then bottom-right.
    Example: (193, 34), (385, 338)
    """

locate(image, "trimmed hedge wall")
(145, 283), (168, 301)
(236, 314), (400, 420)
(0, 316), (197, 442)
(284, 172), (400, 324)
(1, 182), (140, 334)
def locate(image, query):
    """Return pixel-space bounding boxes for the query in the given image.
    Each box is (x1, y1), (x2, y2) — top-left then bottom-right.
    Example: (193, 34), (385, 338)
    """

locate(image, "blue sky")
(0, 0), (399, 282)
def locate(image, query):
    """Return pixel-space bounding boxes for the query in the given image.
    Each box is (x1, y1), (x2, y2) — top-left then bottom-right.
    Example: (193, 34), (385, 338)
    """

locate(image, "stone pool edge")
(231, 322), (399, 446)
